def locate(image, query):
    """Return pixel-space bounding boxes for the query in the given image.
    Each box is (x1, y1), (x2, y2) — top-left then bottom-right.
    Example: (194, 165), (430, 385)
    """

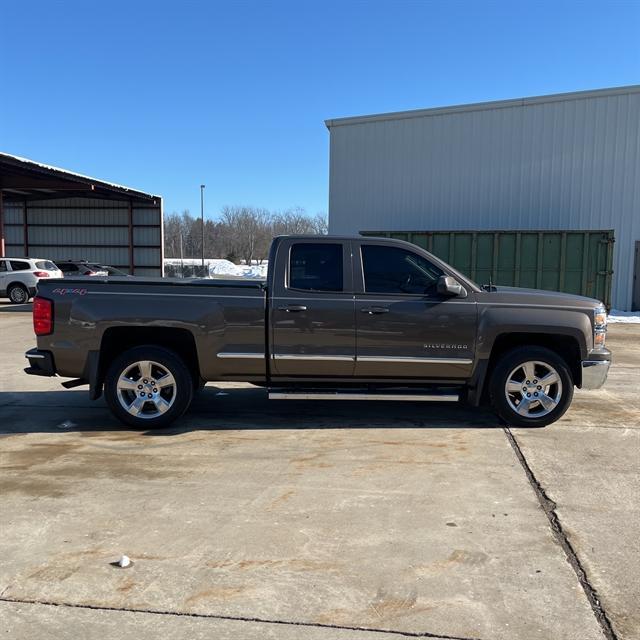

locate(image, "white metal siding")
(27, 208), (129, 226)
(328, 87), (640, 310)
(27, 246), (130, 265)
(2, 196), (163, 274)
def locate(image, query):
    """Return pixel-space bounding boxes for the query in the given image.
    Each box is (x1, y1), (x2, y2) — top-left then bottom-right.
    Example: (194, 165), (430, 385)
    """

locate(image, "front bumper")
(24, 348), (56, 377)
(581, 359), (610, 389)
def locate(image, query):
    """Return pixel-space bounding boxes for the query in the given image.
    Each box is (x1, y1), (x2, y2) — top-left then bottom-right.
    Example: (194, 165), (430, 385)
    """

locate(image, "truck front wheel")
(489, 346), (574, 427)
(104, 346), (194, 429)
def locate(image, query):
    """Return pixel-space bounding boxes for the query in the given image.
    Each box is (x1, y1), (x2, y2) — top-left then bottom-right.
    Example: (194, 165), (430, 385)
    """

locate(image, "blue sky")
(1, 0), (638, 219)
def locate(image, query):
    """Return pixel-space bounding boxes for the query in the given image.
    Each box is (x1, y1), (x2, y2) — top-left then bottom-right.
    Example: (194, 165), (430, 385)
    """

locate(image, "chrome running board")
(268, 389), (459, 402)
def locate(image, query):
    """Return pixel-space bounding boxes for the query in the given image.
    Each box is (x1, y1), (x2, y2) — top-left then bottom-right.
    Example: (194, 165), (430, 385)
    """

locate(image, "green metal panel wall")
(362, 230), (615, 308)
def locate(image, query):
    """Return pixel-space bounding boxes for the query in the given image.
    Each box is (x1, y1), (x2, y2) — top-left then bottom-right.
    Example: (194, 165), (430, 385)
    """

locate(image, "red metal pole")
(128, 199), (134, 275)
(0, 190), (5, 257)
(23, 199), (29, 256)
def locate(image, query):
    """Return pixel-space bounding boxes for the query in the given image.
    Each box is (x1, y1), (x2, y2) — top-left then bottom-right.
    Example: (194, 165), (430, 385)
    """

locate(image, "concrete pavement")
(0, 301), (637, 639)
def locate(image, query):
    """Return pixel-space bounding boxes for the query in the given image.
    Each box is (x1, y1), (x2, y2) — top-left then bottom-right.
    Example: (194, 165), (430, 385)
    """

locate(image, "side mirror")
(437, 275), (466, 298)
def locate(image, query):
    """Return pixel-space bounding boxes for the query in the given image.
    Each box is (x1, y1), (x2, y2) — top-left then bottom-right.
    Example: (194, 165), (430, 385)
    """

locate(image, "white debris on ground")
(608, 310), (640, 324)
(118, 555), (131, 568)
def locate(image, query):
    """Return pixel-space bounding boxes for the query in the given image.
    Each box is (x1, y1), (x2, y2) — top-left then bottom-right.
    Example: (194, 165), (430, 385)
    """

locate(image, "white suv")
(0, 258), (63, 304)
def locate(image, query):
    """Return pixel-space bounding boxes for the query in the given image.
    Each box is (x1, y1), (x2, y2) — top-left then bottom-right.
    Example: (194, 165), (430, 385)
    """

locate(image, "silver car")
(0, 258), (63, 304)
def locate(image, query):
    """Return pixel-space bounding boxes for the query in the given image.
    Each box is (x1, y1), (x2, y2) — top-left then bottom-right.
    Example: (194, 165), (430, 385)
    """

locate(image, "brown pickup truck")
(25, 235), (610, 428)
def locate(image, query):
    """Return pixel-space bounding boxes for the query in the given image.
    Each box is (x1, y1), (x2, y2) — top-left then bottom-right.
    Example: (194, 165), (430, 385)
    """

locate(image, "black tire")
(104, 345), (194, 429)
(489, 346), (574, 427)
(8, 284), (29, 304)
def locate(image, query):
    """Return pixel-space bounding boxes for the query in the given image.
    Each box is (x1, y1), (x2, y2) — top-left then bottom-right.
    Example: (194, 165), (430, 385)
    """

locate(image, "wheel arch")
(93, 327), (200, 399)
(7, 281), (30, 296)
(474, 332), (582, 405)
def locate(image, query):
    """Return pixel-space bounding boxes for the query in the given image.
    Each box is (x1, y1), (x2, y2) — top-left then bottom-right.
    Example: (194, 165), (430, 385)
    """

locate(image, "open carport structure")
(0, 153), (163, 276)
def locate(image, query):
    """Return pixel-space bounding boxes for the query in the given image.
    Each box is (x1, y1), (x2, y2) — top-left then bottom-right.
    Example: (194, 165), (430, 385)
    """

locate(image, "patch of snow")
(607, 310), (640, 324)
(163, 258), (267, 279)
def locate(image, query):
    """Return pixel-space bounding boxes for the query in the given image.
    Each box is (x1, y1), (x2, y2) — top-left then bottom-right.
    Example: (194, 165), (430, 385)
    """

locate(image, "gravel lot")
(1, 301), (638, 640)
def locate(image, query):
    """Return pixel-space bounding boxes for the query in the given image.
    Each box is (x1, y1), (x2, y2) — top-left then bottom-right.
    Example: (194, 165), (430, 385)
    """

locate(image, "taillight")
(86, 270), (97, 276)
(33, 271), (50, 278)
(33, 297), (53, 336)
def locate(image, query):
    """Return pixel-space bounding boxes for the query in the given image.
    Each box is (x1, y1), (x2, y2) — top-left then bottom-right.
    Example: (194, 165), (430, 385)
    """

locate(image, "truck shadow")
(0, 301), (32, 313)
(0, 386), (501, 436)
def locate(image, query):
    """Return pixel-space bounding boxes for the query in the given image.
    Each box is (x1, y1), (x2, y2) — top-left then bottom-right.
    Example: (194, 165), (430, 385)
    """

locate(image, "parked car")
(97, 265), (132, 277)
(0, 258), (63, 304)
(55, 261), (109, 277)
(25, 235), (610, 429)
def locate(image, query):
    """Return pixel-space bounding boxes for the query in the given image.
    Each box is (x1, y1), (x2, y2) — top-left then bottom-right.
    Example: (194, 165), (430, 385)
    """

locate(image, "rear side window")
(9, 260), (30, 271)
(0, 261), (6, 272)
(361, 245), (443, 295)
(289, 243), (343, 292)
(36, 261), (58, 270)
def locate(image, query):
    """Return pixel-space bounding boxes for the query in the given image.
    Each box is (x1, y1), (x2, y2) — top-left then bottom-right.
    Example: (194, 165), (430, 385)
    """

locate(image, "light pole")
(200, 184), (205, 271)
(179, 231), (184, 278)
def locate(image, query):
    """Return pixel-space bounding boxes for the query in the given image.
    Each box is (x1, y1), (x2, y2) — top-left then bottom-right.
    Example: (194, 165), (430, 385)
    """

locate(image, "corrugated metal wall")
(327, 87), (640, 310)
(364, 230), (615, 308)
(3, 197), (163, 276)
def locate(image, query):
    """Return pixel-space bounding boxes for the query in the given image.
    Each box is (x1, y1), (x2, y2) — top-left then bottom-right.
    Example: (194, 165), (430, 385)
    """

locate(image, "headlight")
(594, 307), (607, 331)
(593, 305), (607, 349)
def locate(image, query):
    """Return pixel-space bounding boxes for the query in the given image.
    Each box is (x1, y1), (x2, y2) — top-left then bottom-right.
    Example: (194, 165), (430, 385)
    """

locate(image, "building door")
(354, 242), (477, 379)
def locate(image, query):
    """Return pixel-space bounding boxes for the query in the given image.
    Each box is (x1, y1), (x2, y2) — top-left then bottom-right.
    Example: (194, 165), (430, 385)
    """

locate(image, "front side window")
(361, 245), (443, 295)
(289, 243), (343, 292)
(9, 260), (29, 271)
(0, 260), (7, 272)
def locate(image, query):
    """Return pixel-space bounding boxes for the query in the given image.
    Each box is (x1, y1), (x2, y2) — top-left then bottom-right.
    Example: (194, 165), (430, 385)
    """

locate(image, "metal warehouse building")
(326, 86), (640, 311)
(0, 153), (163, 276)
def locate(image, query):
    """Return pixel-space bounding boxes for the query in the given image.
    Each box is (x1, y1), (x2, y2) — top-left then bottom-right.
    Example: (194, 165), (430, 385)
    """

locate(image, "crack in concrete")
(0, 596), (485, 640)
(503, 427), (618, 640)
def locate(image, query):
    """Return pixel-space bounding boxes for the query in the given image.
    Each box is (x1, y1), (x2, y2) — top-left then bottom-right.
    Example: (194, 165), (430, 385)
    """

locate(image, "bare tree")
(164, 207), (328, 263)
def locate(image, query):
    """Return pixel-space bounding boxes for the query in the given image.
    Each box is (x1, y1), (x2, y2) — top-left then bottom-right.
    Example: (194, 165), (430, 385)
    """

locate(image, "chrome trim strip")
(90, 292), (262, 299)
(357, 356), (473, 365)
(25, 352), (45, 359)
(272, 353), (355, 362)
(216, 352), (265, 359)
(269, 392), (459, 402)
(476, 302), (593, 310)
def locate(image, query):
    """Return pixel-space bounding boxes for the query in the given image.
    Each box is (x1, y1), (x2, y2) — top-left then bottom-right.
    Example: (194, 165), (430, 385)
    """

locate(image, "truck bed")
(35, 276), (267, 381)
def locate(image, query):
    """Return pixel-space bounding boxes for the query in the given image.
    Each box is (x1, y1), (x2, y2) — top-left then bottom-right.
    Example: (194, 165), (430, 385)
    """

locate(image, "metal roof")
(325, 85), (640, 128)
(0, 152), (160, 202)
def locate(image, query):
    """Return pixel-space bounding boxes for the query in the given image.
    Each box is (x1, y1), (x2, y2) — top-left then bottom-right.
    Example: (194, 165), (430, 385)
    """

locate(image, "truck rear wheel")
(489, 346), (573, 427)
(104, 346), (194, 429)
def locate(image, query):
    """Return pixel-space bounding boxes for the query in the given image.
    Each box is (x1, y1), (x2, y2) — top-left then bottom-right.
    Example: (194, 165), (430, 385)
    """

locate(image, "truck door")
(270, 239), (355, 377)
(354, 241), (477, 379)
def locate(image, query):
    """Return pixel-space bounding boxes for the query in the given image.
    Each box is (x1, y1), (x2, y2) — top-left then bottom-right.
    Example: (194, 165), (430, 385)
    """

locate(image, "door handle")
(278, 305), (307, 312)
(361, 306), (389, 314)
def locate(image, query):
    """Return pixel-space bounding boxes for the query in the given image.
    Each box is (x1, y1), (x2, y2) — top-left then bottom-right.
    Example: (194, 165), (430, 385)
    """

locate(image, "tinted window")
(361, 245), (443, 295)
(36, 261), (58, 270)
(9, 260), (30, 271)
(289, 243), (343, 292)
(0, 261), (6, 272)
(59, 263), (79, 273)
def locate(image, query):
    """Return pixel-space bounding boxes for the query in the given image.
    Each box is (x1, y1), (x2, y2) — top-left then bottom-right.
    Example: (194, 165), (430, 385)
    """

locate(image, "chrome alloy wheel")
(505, 360), (563, 418)
(116, 360), (176, 419)
(10, 286), (28, 303)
